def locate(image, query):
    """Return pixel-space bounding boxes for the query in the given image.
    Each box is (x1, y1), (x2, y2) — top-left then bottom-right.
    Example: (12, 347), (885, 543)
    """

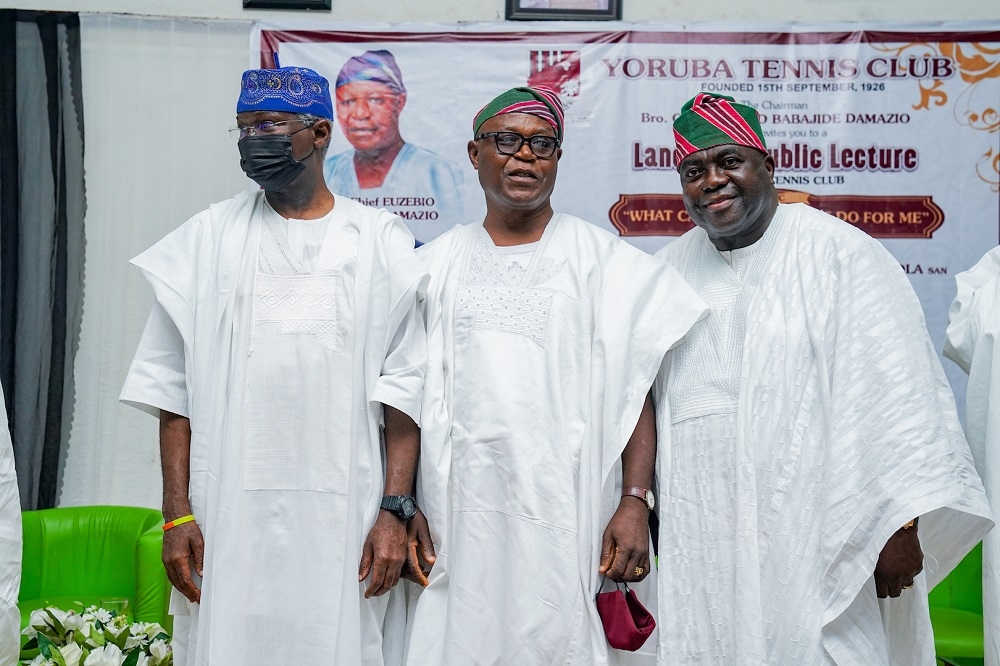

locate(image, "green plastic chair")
(929, 542), (984, 666)
(18, 506), (173, 650)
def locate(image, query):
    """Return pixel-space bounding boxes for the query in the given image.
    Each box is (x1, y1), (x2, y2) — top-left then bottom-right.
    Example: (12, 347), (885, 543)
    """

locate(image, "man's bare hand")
(875, 523), (923, 598)
(359, 511), (408, 598)
(162, 521), (204, 603)
(401, 508), (436, 587)
(599, 499), (651, 583)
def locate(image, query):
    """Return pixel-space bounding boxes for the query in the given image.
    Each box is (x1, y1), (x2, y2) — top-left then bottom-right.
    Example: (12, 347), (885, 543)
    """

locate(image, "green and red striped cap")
(473, 86), (565, 141)
(673, 92), (766, 162)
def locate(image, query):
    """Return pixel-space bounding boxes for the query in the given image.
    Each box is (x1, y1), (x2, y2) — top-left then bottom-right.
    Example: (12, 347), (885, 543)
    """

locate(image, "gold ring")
(903, 583), (914, 589)
(634, 566), (644, 576)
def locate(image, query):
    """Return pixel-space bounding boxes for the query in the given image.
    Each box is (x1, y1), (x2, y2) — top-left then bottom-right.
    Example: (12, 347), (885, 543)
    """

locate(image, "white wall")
(2, 0), (999, 23)
(58, 15), (255, 508)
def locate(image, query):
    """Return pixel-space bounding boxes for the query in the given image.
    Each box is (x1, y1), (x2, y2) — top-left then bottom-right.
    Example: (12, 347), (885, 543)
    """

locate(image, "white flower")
(91, 608), (113, 625)
(124, 634), (141, 651)
(142, 623), (166, 640)
(63, 611), (86, 632)
(59, 641), (86, 666)
(103, 616), (125, 635)
(84, 644), (124, 666)
(149, 639), (170, 661)
(28, 608), (53, 630)
(26, 656), (55, 666)
(47, 607), (71, 627)
(135, 654), (150, 666)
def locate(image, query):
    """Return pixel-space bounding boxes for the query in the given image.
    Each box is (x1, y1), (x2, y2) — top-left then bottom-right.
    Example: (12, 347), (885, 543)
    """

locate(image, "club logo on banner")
(528, 50), (582, 109)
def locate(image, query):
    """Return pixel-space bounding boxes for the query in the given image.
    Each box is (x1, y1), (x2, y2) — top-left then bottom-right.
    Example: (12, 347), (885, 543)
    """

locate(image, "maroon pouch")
(595, 580), (656, 651)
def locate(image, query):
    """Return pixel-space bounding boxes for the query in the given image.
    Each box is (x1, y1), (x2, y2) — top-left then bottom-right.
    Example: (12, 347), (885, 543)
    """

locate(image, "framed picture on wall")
(243, 0), (331, 9)
(505, 0), (622, 20)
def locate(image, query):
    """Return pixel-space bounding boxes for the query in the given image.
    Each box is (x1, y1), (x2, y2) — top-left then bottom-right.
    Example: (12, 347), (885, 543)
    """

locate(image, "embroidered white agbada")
(120, 190), (427, 666)
(944, 246), (1000, 666)
(406, 215), (708, 665)
(0, 381), (20, 666)
(655, 202), (992, 665)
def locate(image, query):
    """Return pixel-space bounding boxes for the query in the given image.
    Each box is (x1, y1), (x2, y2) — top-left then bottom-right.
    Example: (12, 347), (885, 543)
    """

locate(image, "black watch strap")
(380, 495), (417, 522)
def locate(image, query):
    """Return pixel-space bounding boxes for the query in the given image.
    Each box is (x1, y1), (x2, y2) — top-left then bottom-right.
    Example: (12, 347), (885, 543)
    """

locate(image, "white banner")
(253, 22), (1000, 410)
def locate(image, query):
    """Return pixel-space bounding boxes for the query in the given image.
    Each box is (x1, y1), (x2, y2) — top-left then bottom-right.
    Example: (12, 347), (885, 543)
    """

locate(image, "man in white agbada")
(405, 86), (707, 665)
(944, 247), (1000, 665)
(0, 382), (21, 665)
(120, 66), (431, 665)
(654, 92), (993, 665)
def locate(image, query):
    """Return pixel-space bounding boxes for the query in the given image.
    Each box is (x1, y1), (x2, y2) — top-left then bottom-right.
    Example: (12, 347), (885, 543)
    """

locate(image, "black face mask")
(238, 132), (315, 191)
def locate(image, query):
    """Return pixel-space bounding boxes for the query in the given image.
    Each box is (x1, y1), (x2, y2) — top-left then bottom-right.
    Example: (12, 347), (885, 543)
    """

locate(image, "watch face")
(400, 496), (417, 520)
(645, 490), (655, 511)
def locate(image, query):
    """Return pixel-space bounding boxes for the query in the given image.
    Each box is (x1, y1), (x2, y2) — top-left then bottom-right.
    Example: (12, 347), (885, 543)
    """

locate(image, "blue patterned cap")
(237, 67), (333, 120)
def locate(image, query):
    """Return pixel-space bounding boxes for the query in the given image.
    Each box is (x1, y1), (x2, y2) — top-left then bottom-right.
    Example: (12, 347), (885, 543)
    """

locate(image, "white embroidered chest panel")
(667, 219), (785, 424)
(253, 211), (356, 352)
(254, 273), (352, 352)
(668, 278), (744, 423)
(456, 231), (566, 347)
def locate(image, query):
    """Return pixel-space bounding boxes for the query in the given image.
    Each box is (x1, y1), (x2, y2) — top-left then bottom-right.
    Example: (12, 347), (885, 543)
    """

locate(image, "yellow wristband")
(163, 514), (196, 531)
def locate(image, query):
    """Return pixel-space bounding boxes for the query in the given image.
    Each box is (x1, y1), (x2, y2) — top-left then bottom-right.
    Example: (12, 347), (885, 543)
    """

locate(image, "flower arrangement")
(20, 605), (172, 666)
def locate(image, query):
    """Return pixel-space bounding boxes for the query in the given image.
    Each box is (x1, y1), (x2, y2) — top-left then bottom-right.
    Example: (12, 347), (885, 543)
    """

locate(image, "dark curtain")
(0, 10), (86, 509)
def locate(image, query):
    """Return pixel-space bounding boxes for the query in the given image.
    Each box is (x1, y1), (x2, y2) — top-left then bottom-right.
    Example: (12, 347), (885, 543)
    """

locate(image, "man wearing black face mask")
(120, 66), (434, 665)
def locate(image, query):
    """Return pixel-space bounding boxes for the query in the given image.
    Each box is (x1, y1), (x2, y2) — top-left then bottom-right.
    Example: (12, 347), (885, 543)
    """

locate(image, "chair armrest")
(133, 523), (172, 632)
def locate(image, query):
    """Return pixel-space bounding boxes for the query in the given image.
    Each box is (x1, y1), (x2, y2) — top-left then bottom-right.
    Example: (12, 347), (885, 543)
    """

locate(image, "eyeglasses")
(228, 118), (315, 140)
(475, 131), (560, 158)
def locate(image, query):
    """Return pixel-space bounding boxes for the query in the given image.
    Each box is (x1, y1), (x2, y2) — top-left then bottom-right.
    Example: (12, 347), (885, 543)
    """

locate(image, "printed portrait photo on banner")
(324, 49), (470, 243)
